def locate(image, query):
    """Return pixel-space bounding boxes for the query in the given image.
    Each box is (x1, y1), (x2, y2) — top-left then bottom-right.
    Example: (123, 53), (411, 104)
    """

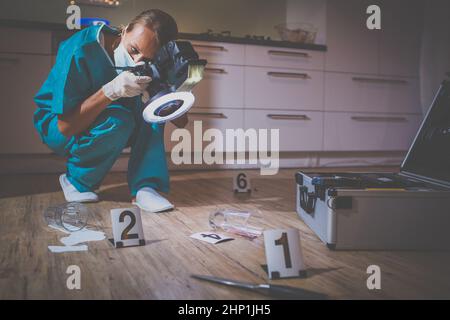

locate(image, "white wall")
(0, 0), (328, 42)
(0, 0), (288, 39)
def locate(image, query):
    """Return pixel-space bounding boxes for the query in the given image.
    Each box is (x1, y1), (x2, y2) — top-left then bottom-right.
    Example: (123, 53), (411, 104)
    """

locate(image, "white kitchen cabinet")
(245, 66), (324, 110)
(245, 45), (324, 70)
(164, 108), (244, 152)
(191, 41), (245, 65)
(325, 0), (380, 74)
(378, 0), (422, 77)
(0, 20), (423, 160)
(0, 27), (51, 55)
(323, 0), (422, 153)
(324, 72), (421, 113)
(0, 53), (52, 154)
(323, 112), (422, 151)
(191, 63), (244, 109)
(244, 109), (323, 151)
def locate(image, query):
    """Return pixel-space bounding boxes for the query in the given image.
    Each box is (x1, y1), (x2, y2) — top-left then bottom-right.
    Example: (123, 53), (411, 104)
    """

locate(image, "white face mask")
(114, 42), (135, 69)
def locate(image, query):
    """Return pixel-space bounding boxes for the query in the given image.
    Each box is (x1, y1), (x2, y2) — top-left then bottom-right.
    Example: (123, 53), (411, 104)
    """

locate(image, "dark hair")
(126, 9), (178, 46)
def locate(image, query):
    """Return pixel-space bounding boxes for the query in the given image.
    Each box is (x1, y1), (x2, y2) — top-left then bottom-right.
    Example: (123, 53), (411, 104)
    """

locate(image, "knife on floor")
(191, 274), (327, 300)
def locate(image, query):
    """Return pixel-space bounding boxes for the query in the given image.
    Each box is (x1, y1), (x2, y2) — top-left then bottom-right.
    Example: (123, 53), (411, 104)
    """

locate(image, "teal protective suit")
(33, 24), (169, 196)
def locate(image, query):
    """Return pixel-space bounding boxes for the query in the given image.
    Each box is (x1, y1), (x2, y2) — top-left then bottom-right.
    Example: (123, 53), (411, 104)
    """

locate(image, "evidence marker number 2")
(111, 207), (145, 248)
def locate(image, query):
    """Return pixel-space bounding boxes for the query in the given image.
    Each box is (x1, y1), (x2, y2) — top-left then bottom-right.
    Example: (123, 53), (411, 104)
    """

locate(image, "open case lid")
(400, 79), (450, 188)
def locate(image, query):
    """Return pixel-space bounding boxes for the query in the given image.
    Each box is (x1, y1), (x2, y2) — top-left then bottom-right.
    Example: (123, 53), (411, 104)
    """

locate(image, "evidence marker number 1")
(263, 228), (307, 279)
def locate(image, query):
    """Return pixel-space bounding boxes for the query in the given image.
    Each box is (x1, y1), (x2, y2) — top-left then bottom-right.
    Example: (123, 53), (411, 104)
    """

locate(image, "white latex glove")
(102, 70), (152, 101)
(141, 90), (150, 104)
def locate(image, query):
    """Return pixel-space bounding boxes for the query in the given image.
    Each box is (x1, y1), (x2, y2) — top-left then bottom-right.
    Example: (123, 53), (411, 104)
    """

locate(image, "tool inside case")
(309, 173), (427, 189)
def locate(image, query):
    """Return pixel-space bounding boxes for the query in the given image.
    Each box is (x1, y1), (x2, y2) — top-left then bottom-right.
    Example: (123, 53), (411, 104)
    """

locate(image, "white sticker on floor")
(190, 231), (234, 244)
(48, 245), (88, 253)
(60, 229), (106, 246)
(47, 224), (106, 253)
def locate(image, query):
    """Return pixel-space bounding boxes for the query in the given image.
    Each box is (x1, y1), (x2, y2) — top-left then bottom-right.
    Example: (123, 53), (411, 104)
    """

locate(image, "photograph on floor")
(0, 0), (449, 307)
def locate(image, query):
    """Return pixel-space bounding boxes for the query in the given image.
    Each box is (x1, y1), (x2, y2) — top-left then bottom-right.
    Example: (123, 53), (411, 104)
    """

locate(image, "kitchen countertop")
(0, 19), (327, 51)
(177, 32), (326, 51)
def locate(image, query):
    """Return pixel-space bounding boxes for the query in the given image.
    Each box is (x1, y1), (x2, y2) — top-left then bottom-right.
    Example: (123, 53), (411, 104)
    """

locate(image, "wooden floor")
(1, 168), (450, 300)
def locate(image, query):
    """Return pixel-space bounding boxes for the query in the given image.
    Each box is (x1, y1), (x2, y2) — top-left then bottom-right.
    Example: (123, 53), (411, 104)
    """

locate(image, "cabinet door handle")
(267, 71), (310, 79)
(0, 57), (19, 64)
(193, 44), (226, 51)
(268, 50), (310, 58)
(204, 67), (226, 74)
(267, 114), (310, 120)
(351, 116), (407, 122)
(352, 77), (408, 84)
(189, 112), (227, 119)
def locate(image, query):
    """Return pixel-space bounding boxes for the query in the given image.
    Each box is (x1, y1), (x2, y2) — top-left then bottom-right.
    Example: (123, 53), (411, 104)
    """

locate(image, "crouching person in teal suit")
(33, 9), (186, 212)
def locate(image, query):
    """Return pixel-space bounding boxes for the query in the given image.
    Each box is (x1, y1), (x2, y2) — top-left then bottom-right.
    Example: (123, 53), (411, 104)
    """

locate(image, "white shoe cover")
(59, 174), (99, 203)
(133, 187), (174, 213)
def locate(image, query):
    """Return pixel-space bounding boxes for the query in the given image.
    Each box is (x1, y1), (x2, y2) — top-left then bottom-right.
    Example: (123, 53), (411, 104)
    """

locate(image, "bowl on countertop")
(275, 22), (317, 44)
